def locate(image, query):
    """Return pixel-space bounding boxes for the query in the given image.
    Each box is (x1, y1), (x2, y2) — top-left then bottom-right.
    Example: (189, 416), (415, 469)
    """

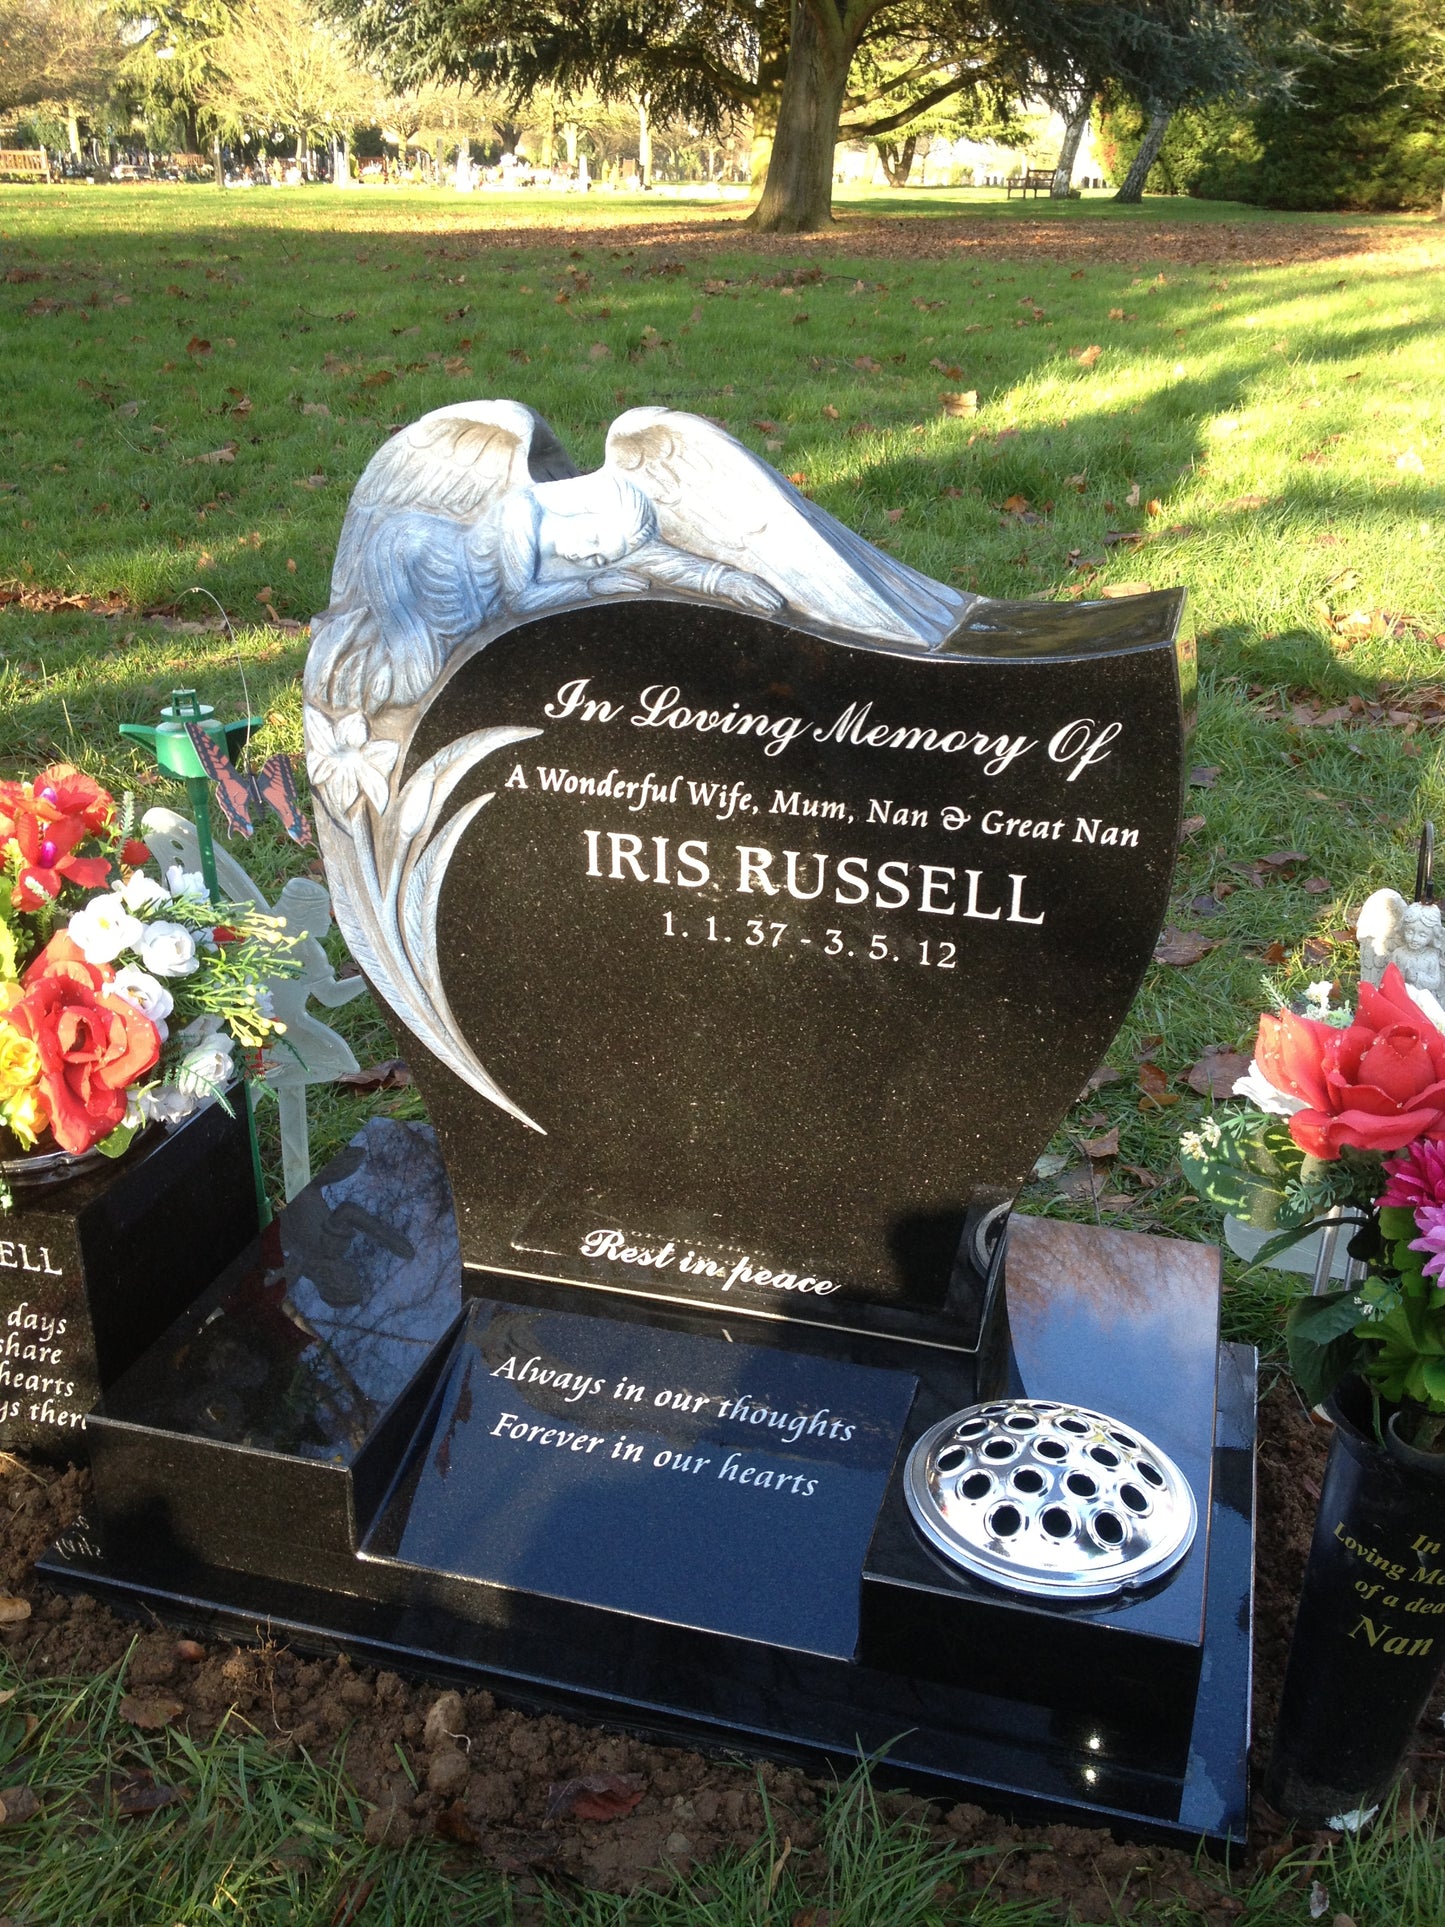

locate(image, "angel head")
(1400, 901), (1443, 952)
(493, 468), (657, 584)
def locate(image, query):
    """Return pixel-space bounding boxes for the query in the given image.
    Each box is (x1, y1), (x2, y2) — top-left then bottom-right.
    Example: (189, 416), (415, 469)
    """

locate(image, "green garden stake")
(119, 690), (260, 903)
(119, 689), (271, 1227)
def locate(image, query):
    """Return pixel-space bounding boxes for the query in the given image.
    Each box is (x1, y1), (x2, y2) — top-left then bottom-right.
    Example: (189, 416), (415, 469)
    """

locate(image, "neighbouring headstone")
(304, 401), (1190, 1330)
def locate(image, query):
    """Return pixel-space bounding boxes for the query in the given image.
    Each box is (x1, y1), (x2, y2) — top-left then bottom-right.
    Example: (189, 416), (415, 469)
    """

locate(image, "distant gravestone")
(304, 402), (1189, 1330)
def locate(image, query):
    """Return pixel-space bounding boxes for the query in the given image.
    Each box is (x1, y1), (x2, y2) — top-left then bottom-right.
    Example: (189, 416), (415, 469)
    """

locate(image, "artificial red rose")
(121, 839), (153, 868)
(0, 972), (159, 1153)
(1255, 963), (1445, 1159)
(29, 763), (114, 835)
(22, 929), (112, 993)
(0, 779), (25, 841)
(9, 805), (111, 908)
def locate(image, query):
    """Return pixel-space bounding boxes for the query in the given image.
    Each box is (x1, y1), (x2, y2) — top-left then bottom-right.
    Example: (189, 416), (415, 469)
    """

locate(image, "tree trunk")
(637, 97), (651, 185)
(213, 134), (224, 189)
(748, 0), (852, 232)
(66, 110), (81, 159)
(749, 0), (790, 184)
(563, 121), (578, 165)
(876, 133), (917, 187)
(1050, 95), (1091, 198)
(1114, 103), (1172, 204)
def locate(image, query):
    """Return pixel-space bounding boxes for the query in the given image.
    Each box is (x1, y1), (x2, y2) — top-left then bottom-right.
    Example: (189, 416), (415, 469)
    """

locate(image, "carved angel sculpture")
(1357, 888), (1445, 999)
(306, 400), (968, 714)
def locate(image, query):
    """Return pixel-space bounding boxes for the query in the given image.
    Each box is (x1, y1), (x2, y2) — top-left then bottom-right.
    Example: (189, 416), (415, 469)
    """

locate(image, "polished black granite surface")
(0, 1096), (256, 1457)
(99, 1118), (461, 1460)
(394, 596), (1189, 1326)
(364, 1300), (916, 1656)
(48, 1121), (1254, 1845)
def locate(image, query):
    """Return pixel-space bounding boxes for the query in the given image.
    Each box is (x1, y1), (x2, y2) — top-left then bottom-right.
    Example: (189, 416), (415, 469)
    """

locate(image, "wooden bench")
(1006, 168), (1052, 199)
(0, 149), (51, 182)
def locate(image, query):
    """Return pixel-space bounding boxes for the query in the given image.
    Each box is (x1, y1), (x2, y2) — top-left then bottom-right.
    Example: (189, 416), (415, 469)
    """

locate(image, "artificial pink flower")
(1380, 1137), (1445, 1213)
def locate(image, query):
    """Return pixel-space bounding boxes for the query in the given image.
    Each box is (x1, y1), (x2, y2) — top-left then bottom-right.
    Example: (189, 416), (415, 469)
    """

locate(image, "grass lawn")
(2, 182), (1445, 1923)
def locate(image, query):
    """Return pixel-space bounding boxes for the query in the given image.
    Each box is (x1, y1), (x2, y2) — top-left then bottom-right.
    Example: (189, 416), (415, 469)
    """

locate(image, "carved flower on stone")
(305, 708), (399, 815)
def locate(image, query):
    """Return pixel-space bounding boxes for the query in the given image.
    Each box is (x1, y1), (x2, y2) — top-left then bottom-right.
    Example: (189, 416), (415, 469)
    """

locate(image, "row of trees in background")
(0, 0), (703, 177)
(324, 0), (1319, 228)
(3, 0), (1441, 215)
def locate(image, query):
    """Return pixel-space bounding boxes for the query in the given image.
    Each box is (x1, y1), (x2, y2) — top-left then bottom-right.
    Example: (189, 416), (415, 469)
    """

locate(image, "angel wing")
(604, 406), (968, 648)
(1357, 887), (1407, 983)
(310, 401), (579, 713)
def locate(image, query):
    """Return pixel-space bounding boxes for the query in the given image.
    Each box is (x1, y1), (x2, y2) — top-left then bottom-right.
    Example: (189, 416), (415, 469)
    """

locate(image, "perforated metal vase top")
(904, 1399), (1198, 1600)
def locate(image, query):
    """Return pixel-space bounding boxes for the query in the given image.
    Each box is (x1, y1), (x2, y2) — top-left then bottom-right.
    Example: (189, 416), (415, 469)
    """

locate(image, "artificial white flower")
(176, 1033), (236, 1098)
(1303, 980), (1334, 1015)
(66, 893), (146, 965)
(1233, 1060), (1306, 1116)
(110, 965), (174, 1041)
(139, 1083), (200, 1125)
(305, 706), (399, 813)
(119, 870), (170, 912)
(136, 920), (199, 978)
(164, 864), (209, 903)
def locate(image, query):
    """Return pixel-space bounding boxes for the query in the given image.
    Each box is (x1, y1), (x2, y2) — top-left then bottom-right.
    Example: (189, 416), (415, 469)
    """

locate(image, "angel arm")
(623, 539), (785, 616)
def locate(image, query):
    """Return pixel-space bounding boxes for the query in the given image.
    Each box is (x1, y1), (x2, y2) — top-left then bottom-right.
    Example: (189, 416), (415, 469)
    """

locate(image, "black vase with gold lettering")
(1267, 1377), (1445, 1825)
(0, 1096), (256, 1459)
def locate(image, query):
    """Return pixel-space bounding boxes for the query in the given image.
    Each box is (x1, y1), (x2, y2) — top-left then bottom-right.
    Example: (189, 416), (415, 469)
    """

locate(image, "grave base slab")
(38, 1123), (1255, 1850)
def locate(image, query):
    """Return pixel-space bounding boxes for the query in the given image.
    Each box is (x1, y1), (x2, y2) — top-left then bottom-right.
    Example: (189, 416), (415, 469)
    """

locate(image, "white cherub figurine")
(1357, 888), (1445, 1032)
(141, 810), (367, 1198)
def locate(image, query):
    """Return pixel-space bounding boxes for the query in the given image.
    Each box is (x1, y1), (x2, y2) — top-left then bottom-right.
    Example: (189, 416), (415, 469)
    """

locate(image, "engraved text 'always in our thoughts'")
(543, 678), (1121, 782)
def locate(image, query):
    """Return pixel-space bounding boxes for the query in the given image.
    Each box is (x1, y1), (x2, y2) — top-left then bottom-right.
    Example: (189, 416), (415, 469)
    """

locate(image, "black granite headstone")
(396, 594), (1189, 1329)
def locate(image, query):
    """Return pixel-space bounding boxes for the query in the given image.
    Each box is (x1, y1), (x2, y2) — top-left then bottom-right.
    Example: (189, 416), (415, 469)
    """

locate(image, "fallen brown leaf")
(940, 390), (978, 416)
(190, 443), (237, 466)
(1070, 344), (1102, 367)
(821, 403), (840, 419)
(1001, 493), (1031, 515)
(115, 1777), (185, 1818)
(1124, 482), (1141, 508)
(1181, 814), (1207, 837)
(1154, 927), (1217, 967)
(1260, 940), (1289, 965)
(1136, 1061), (1173, 1100)
(853, 355), (882, 373)
(119, 1694), (185, 1730)
(1302, 877), (1332, 895)
(546, 1772), (646, 1822)
(175, 1639), (205, 1663)
(435, 1801), (480, 1844)
(185, 335), (211, 358)
(335, 1058), (412, 1093)
(1078, 1126), (1120, 1158)
(1187, 1048), (1252, 1099)
(301, 401), (331, 417)
(0, 1599), (30, 1625)
(1083, 1070), (1123, 1107)
(0, 1786), (40, 1826)
(1189, 766), (1220, 788)
(1099, 582), (1152, 598)
(331, 1877), (377, 1927)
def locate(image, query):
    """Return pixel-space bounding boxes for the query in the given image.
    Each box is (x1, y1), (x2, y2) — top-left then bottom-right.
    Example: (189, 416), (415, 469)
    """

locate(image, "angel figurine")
(306, 400), (967, 714)
(1357, 888), (1445, 1009)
